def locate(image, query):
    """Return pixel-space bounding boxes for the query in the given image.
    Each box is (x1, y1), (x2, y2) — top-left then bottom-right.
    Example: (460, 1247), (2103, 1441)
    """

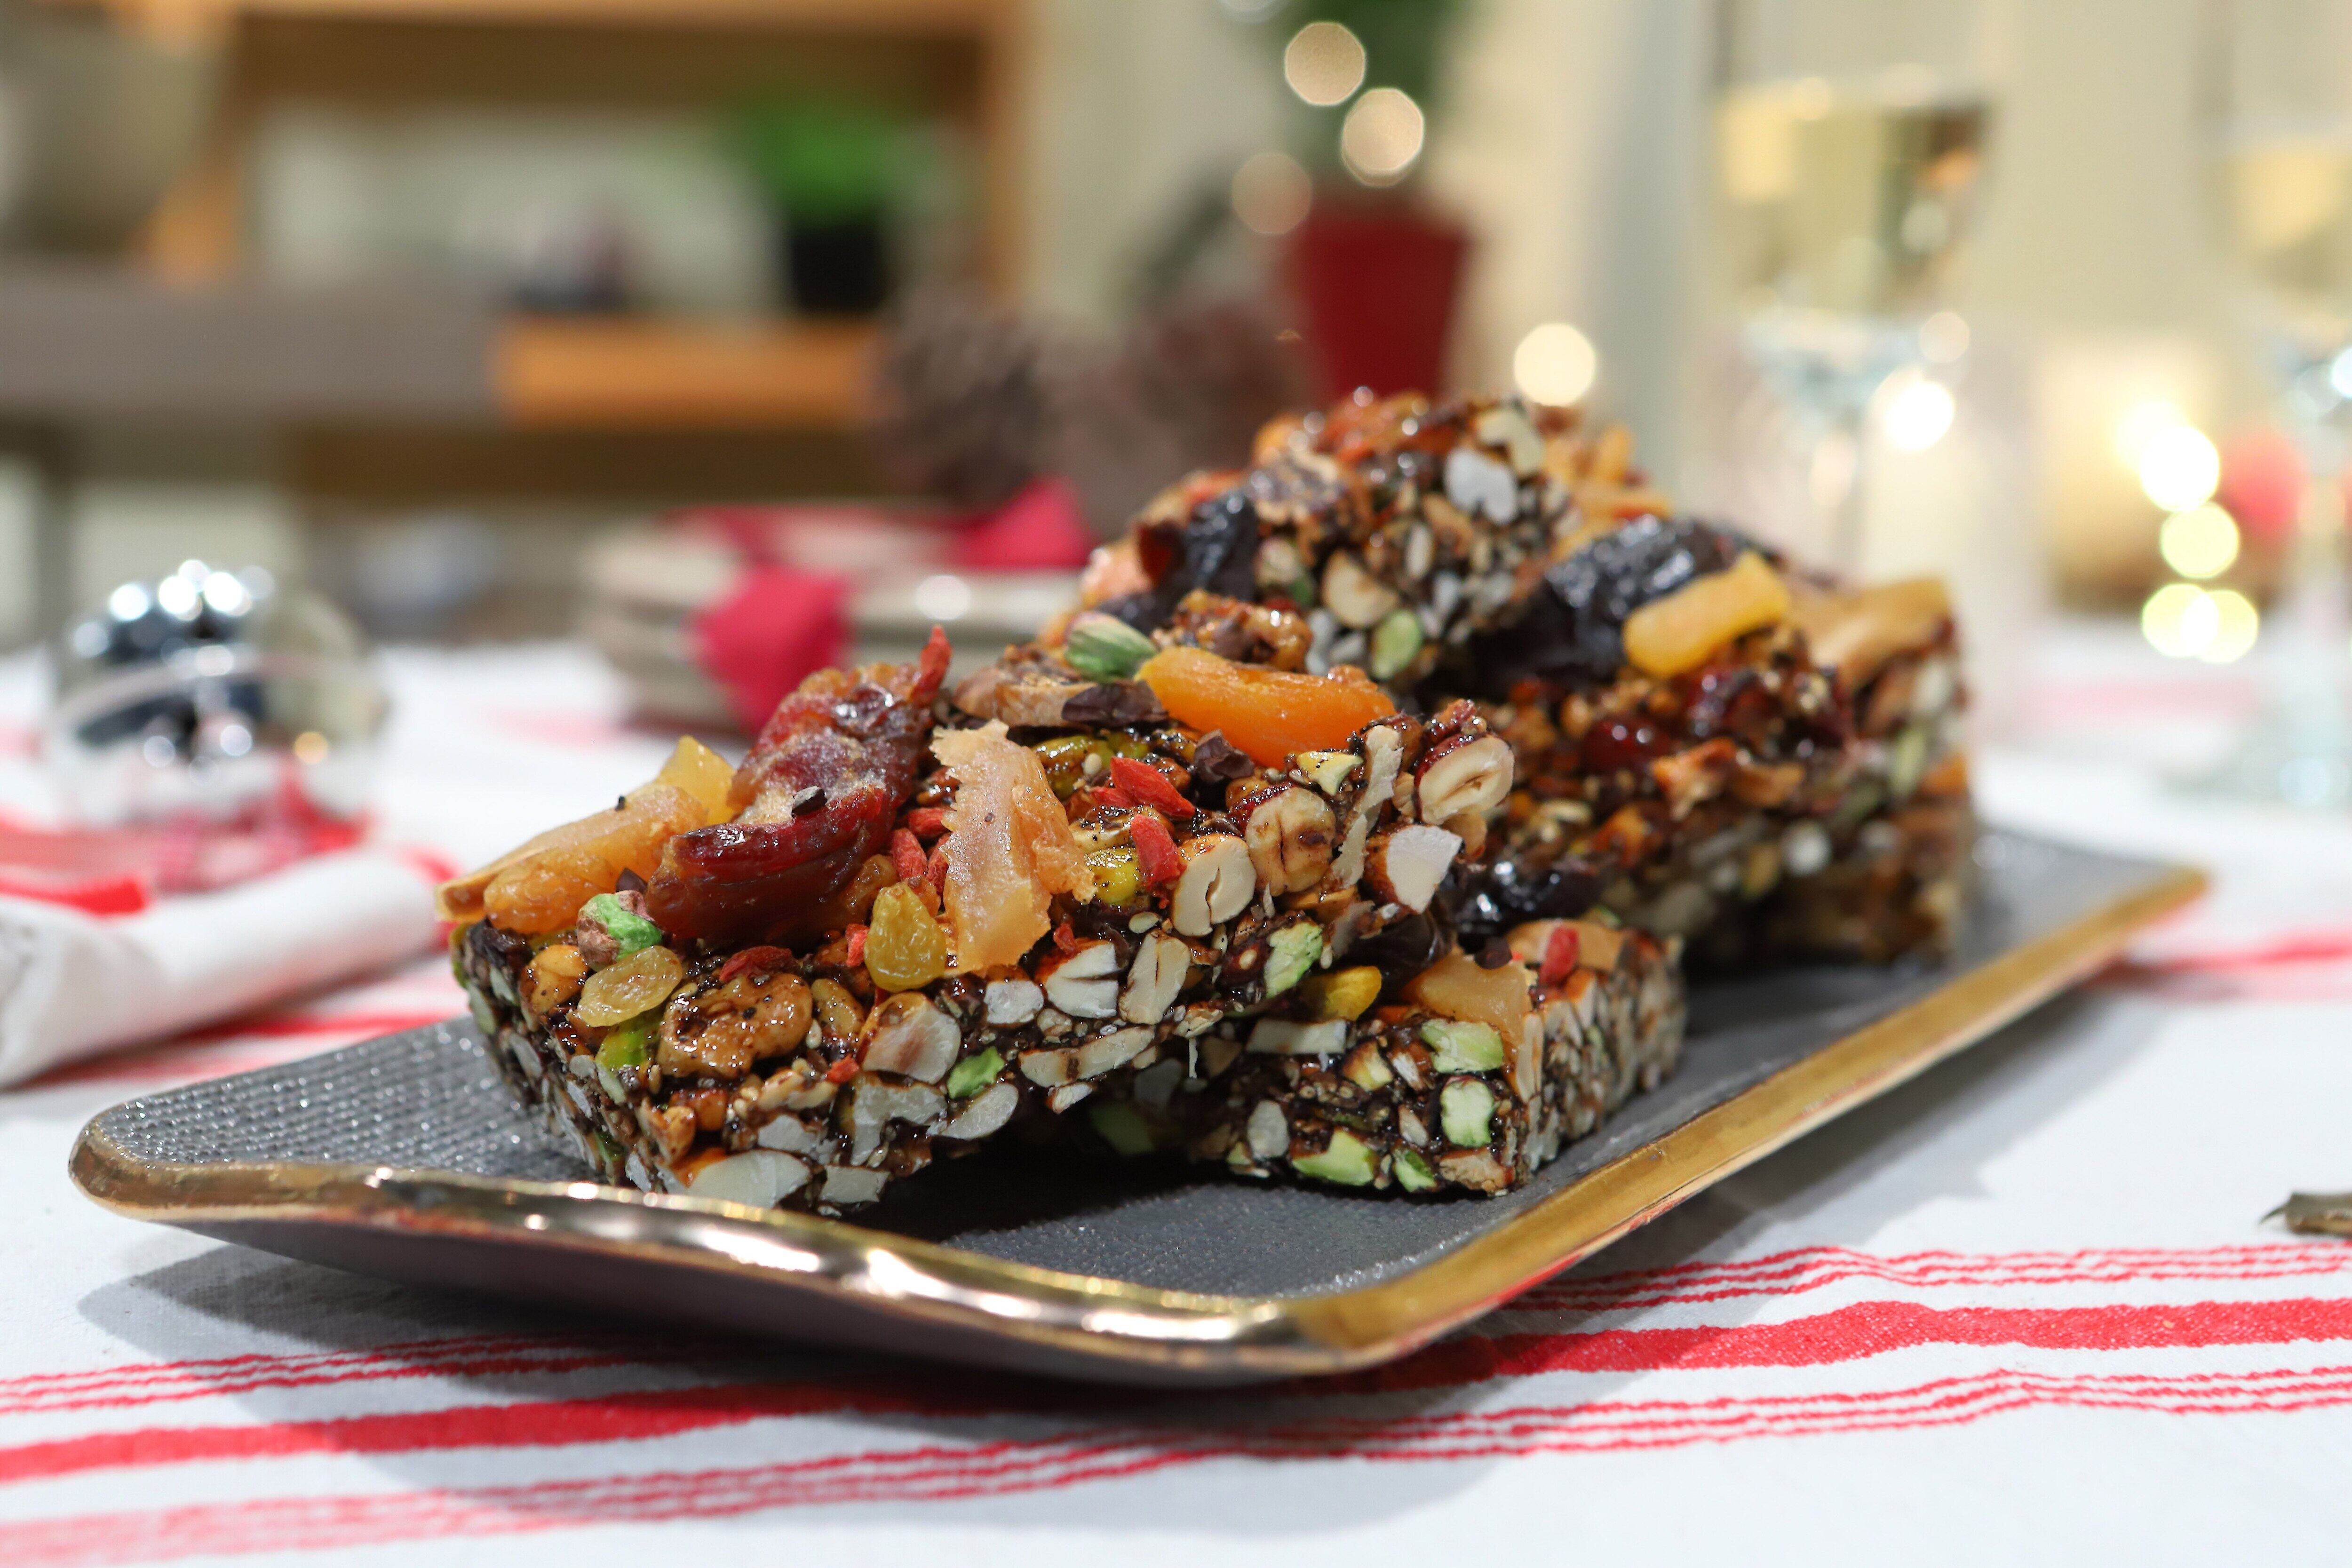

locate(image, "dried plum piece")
(1449, 852), (1607, 946)
(1458, 515), (1760, 696)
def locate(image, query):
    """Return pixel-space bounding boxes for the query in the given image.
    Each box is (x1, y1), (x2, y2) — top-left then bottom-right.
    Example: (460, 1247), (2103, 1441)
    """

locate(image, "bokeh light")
(2142, 582), (2219, 658)
(2158, 503), (2241, 581)
(914, 573), (971, 621)
(2139, 425), (2222, 512)
(1919, 310), (1971, 364)
(1232, 151), (1312, 236)
(2199, 588), (2260, 663)
(1284, 21), (1366, 107)
(1882, 376), (1956, 451)
(2113, 399), (2188, 468)
(1512, 322), (1598, 406)
(1340, 88), (1425, 185)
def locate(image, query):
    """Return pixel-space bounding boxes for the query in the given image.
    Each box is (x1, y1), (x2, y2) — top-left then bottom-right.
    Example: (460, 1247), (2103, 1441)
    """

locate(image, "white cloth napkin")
(0, 848), (442, 1087)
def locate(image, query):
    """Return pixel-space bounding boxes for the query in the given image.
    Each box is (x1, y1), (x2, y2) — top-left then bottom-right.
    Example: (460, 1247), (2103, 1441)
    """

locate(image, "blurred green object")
(734, 97), (903, 227)
(733, 96), (908, 315)
(1286, 0), (1464, 113)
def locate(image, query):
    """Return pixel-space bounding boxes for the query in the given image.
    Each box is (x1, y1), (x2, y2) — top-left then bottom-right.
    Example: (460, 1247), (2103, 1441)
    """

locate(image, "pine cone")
(868, 289), (1054, 511)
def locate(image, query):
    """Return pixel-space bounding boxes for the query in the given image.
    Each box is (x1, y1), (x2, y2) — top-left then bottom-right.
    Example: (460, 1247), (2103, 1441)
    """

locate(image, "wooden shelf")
(492, 317), (877, 430)
(85, 0), (1005, 39)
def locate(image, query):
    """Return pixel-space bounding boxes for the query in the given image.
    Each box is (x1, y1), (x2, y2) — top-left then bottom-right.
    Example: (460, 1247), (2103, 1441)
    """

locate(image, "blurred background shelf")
(492, 318), (876, 431)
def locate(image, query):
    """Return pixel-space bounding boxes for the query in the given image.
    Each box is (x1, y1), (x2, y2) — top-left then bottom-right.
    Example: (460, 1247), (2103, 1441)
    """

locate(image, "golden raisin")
(575, 944), (686, 1026)
(864, 883), (949, 992)
(1621, 552), (1792, 679)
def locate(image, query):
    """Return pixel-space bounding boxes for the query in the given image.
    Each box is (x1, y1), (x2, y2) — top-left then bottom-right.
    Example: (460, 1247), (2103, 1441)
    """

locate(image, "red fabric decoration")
(2218, 427), (2304, 548)
(690, 564), (852, 734)
(948, 476), (1096, 572)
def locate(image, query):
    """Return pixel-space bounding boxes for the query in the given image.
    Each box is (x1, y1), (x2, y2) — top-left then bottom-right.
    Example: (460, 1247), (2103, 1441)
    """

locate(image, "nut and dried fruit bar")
(447, 637), (1555, 1214)
(1139, 923), (1685, 1195)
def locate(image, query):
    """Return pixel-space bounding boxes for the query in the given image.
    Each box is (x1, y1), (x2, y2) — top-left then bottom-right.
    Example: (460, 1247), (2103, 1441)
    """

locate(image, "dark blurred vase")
(785, 212), (892, 317)
(1286, 202), (1470, 400)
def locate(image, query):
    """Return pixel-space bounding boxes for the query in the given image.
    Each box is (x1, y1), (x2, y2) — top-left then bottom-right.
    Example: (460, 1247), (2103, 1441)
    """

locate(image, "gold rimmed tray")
(70, 828), (2201, 1386)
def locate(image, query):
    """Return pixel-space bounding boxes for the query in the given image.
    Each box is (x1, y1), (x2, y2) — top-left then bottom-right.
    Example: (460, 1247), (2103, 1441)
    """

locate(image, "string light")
(1512, 323), (1598, 406)
(1341, 88), (1425, 185)
(1284, 21), (1365, 107)
(2157, 503), (2241, 581)
(1232, 151), (1311, 236)
(2199, 588), (2259, 663)
(2142, 582), (2218, 658)
(2139, 425), (2222, 512)
(1882, 376), (1956, 451)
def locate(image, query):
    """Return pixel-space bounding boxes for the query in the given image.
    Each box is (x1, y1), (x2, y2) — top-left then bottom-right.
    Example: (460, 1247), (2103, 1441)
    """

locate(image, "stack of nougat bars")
(445, 391), (1969, 1212)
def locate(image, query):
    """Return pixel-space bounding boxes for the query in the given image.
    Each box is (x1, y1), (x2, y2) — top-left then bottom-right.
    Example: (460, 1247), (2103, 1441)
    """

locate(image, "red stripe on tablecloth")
(1324, 1296), (2352, 1395)
(2122, 929), (2352, 973)
(1517, 1243), (2352, 1312)
(15, 1294), (2352, 1485)
(10, 1365), (2352, 1565)
(12, 1246), (2347, 1419)
(0, 1382), (956, 1484)
(174, 1009), (459, 1047)
(0, 1340), (644, 1418)
(31, 1010), (457, 1087)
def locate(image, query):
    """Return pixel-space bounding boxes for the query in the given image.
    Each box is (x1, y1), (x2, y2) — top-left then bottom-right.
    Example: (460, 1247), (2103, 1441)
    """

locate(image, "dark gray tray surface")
(89, 829), (2140, 1301)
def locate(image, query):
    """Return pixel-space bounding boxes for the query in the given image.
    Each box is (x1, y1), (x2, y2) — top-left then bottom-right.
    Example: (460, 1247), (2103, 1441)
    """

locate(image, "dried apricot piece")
(1136, 646), (1394, 767)
(1621, 552), (1792, 679)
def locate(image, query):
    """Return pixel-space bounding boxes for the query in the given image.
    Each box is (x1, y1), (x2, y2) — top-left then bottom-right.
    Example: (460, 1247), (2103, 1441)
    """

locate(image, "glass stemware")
(1713, 0), (1998, 570)
(2203, 0), (2352, 804)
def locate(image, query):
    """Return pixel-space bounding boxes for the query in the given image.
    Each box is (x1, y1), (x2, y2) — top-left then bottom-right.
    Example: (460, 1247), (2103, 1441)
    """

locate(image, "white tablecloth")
(4, 628), (2349, 1564)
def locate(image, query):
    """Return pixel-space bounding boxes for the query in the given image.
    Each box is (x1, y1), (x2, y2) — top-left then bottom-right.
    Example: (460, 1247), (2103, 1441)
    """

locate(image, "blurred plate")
(581, 511), (1076, 726)
(71, 829), (2199, 1386)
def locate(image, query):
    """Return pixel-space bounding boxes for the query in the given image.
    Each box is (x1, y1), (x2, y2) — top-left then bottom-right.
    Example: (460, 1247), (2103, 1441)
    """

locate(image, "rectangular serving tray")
(70, 828), (2201, 1386)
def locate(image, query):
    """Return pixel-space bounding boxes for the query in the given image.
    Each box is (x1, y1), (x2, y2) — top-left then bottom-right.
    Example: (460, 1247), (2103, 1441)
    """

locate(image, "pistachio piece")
(1297, 750), (1361, 795)
(858, 992), (961, 1082)
(1089, 1100), (1159, 1156)
(1263, 923), (1325, 997)
(574, 892), (662, 968)
(1439, 1077), (1497, 1147)
(1366, 824), (1462, 912)
(1391, 1146), (1438, 1192)
(1064, 612), (1157, 682)
(944, 1046), (1005, 1099)
(1039, 941), (1120, 1019)
(1172, 834), (1256, 936)
(1422, 1018), (1507, 1073)
(1120, 931), (1192, 1024)
(1321, 550), (1401, 629)
(1369, 608), (1424, 680)
(1242, 786), (1336, 894)
(1292, 1127), (1378, 1186)
(1416, 735), (1514, 824)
